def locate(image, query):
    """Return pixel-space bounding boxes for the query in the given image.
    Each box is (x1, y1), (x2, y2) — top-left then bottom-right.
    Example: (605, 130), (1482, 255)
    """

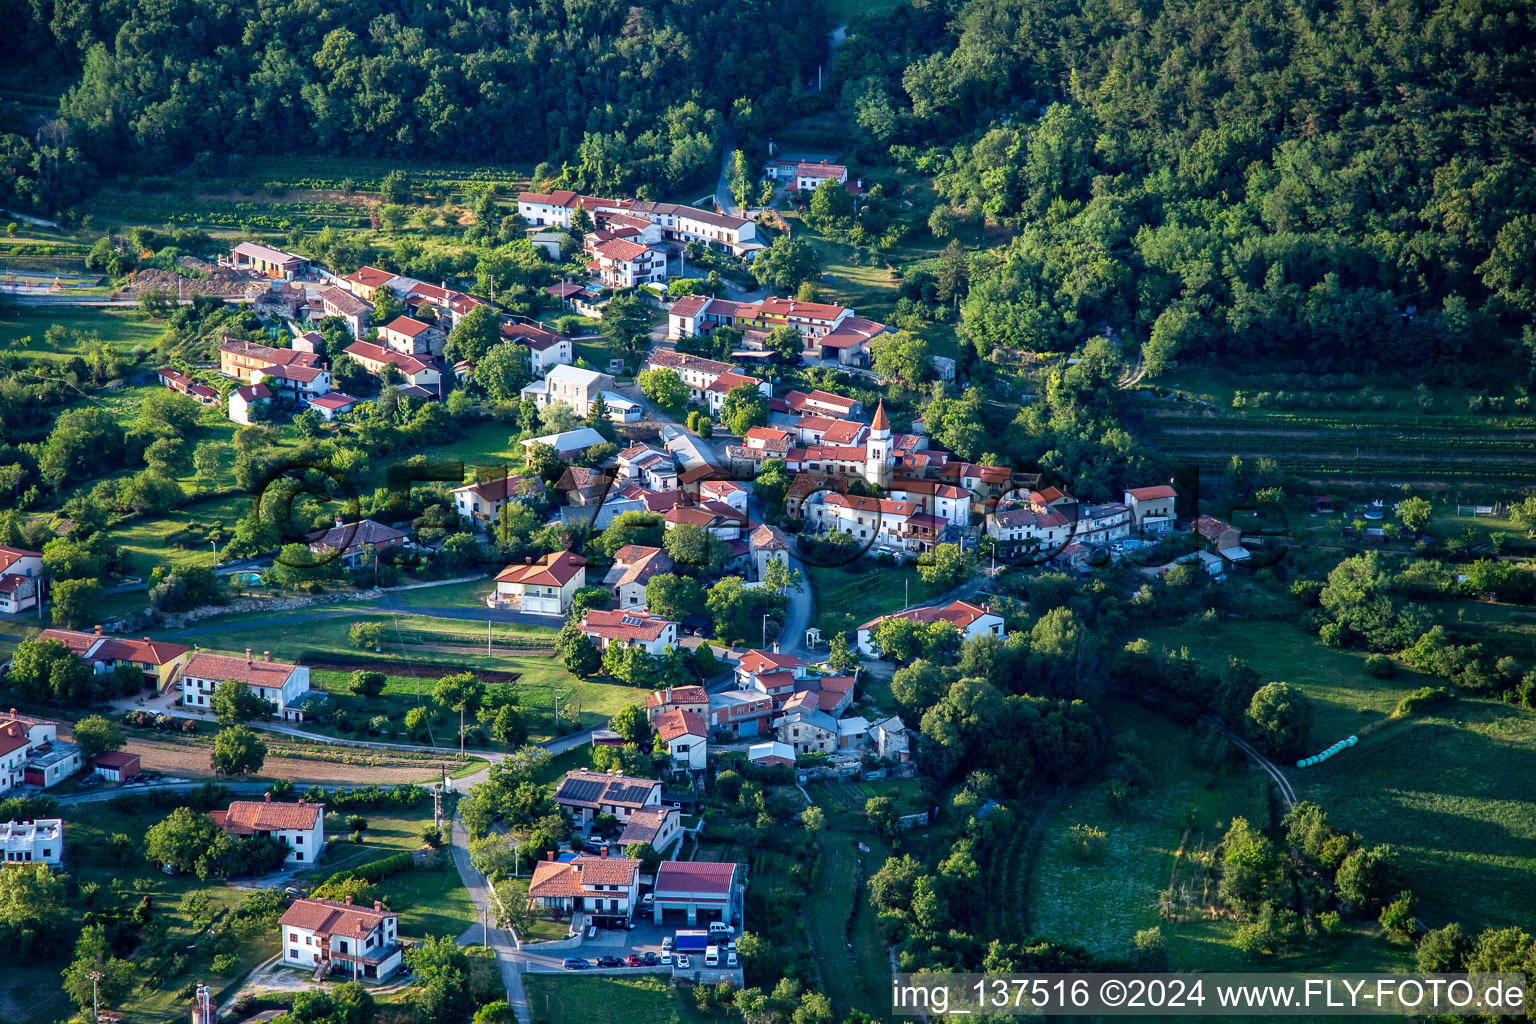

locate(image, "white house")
(318, 286), (373, 338)
(578, 608), (678, 656)
(591, 237), (666, 289)
(856, 599), (1005, 658)
(379, 316), (445, 358)
(655, 709), (708, 772)
(493, 551), (587, 614)
(650, 860), (740, 927)
(552, 769), (661, 824)
(180, 650), (315, 722)
(501, 323), (573, 375)
(0, 546), (45, 614)
(252, 363), (331, 403)
(281, 896), (402, 982)
(210, 795), (326, 865)
(793, 162), (848, 191)
(629, 201), (759, 257)
(228, 383), (273, 425)
(603, 545), (675, 608)
(516, 190), (632, 229)
(617, 445), (679, 491)
(452, 476), (537, 524)
(528, 854), (641, 928)
(0, 712), (82, 794)
(1, 818), (62, 866)
(308, 392), (361, 422)
(888, 480), (972, 528)
(618, 806), (681, 852)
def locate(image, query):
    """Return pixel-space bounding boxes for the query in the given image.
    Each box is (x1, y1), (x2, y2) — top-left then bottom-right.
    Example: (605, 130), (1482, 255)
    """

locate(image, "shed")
(93, 750), (142, 782)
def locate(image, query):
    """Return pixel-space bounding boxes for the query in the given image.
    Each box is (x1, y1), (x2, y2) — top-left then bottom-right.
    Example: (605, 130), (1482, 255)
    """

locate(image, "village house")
(617, 445), (679, 492)
(452, 475), (538, 524)
(501, 322), (573, 375)
(339, 265), (396, 302)
(379, 316), (446, 358)
(557, 466), (611, 506)
(704, 369), (770, 415)
(227, 242), (308, 280)
(211, 794), (326, 865)
(318, 286), (373, 338)
(748, 522), (792, 582)
(281, 896), (402, 983)
(698, 478), (748, 513)
(578, 608), (679, 656)
(793, 162), (848, 191)
(888, 479), (973, 528)
(646, 685), (709, 724)
(784, 388), (863, 419)
(805, 492), (944, 558)
(342, 340), (442, 392)
(708, 689), (777, 738)
(0, 545), (45, 614)
(604, 545), (675, 607)
(219, 339), (322, 384)
(227, 382), (273, 425)
(655, 709), (709, 772)
(308, 392), (361, 421)
(987, 503), (1073, 551)
(155, 368), (220, 405)
(39, 625), (191, 690)
(628, 200), (760, 257)
(528, 853), (641, 928)
(307, 519), (411, 570)
(1, 818), (62, 866)
(553, 769), (662, 824)
(856, 599), (1005, 659)
(618, 806), (681, 852)
(776, 706), (838, 754)
(493, 551), (587, 614)
(642, 349), (745, 404)
(1125, 484), (1179, 530)
(180, 650), (315, 722)
(516, 190), (632, 229)
(590, 237), (667, 289)
(521, 363), (615, 418)
(251, 361), (331, 404)
(0, 711), (82, 794)
(650, 860), (741, 927)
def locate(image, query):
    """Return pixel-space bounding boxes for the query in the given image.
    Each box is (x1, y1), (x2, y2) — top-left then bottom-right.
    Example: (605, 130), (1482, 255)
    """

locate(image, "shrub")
(1064, 824), (1108, 861)
(1364, 654), (1397, 678)
(1392, 687), (1451, 718)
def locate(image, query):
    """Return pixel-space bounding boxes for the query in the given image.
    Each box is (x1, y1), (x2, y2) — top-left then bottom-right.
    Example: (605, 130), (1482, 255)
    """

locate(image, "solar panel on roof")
(559, 778), (605, 802)
(609, 783), (650, 804)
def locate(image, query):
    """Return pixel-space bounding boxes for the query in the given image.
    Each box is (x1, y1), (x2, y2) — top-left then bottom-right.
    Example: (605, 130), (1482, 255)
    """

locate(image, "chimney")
(298, 799), (306, 806)
(374, 900), (383, 912)
(771, 641), (779, 654)
(245, 648), (253, 665)
(264, 651), (271, 662)
(600, 846), (608, 858)
(525, 556), (532, 564)
(264, 792), (271, 803)
(94, 625), (102, 636)
(143, 637), (151, 644)
(345, 895), (353, 905)
(335, 515), (344, 529)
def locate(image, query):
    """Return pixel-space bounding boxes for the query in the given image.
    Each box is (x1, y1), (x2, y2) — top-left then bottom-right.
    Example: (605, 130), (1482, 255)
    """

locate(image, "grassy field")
(1024, 698), (1274, 964)
(806, 562), (950, 644)
(0, 305), (163, 359)
(1126, 620), (1536, 935)
(374, 857), (480, 942)
(523, 974), (729, 1024)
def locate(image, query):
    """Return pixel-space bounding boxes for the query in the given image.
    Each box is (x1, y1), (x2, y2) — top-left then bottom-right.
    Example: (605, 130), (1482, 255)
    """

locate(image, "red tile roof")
(279, 897), (394, 939)
(593, 238), (650, 262)
(383, 316), (434, 338)
(0, 546), (42, 574)
(580, 608), (675, 644)
(654, 860), (738, 896)
(668, 295), (710, 319)
(647, 685), (708, 708)
(1126, 485), (1177, 501)
(655, 708), (707, 742)
(212, 799), (320, 834)
(183, 652), (299, 688)
(738, 649), (807, 676)
(91, 636), (191, 666)
(309, 392), (360, 411)
(502, 322), (568, 352)
(344, 340), (432, 376)
(344, 266), (396, 289)
(495, 550), (586, 587)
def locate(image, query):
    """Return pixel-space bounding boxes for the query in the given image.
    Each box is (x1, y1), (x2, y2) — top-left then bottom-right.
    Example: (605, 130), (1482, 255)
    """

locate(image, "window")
(291, 933), (299, 943)
(295, 852), (303, 861)
(294, 835), (303, 844)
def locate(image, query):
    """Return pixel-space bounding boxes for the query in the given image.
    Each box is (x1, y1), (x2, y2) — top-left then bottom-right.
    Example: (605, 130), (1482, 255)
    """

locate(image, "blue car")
(563, 958), (590, 970)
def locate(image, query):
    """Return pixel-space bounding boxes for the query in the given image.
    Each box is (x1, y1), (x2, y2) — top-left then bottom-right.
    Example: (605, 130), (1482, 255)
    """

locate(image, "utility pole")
(88, 970), (102, 1024)
(482, 906), (489, 949)
(488, 619), (492, 655)
(761, 613), (767, 650)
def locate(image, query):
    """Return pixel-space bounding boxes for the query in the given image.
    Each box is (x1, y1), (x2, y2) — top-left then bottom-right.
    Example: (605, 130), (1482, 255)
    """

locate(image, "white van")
(707, 921), (732, 939)
(705, 944), (720, 968)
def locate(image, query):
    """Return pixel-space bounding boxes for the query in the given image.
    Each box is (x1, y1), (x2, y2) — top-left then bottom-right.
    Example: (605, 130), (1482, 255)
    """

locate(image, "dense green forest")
(0, 0), (826, 208)
(3, 0), (1535, 377)
(833, 0), (1536, 375)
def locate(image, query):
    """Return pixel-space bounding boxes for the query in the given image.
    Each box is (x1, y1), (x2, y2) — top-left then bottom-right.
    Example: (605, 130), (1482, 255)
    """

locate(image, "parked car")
(640, 892), (654, 906)
(677, 954), (691, 969)
(562, 958), (590, 970)
(727, 949), (738, 967)
(661, 936), (674, 950)
(660, 953), (674, 966)
(642, 952), (659, 966)
(626, 954), (643, 967)
(596, 956), (624, 968)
